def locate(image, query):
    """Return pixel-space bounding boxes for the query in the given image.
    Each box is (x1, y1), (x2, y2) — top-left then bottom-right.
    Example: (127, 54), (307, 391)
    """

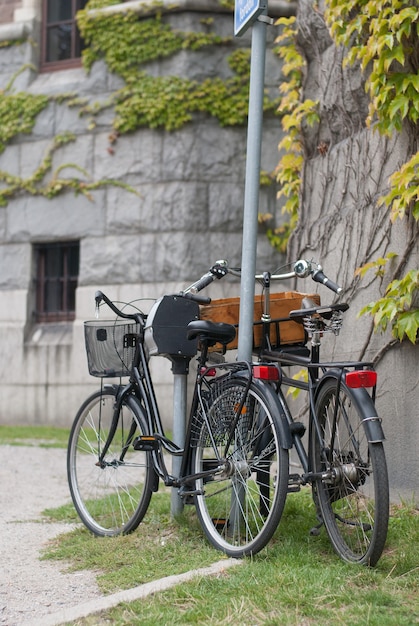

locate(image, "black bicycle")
(67, 263), (290, 557)
(228, 259), (389, 566)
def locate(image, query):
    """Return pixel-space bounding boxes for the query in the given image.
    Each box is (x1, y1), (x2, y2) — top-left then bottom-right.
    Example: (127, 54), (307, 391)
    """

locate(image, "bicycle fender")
(239, 374), (293, 450)
(316, 370), (385, 443)
(349, 386), (385, 443)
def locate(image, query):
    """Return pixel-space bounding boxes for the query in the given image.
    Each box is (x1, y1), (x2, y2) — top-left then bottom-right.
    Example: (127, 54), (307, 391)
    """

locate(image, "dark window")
(41, 0), (87, 71)
(34, 242), (80, 323)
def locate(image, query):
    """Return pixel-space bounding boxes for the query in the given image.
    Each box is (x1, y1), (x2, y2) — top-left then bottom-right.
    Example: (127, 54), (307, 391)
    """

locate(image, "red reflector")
(345, 370), (377, 388)
(253, 365), (280, 381)
(201, 367), (216, 377)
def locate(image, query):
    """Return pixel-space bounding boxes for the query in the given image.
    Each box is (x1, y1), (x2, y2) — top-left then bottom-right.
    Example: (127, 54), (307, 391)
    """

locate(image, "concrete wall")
(289, 0), (419, 502)
(0, 2), (288, 428)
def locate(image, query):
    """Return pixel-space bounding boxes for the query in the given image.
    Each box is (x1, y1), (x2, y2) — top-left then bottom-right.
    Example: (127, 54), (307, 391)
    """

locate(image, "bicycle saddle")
(290, 301), (349, 320)
(187, 320), (236, 346)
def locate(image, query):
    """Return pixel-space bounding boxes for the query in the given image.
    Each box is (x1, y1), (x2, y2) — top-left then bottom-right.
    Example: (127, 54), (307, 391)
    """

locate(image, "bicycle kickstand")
(309, 517), (324, 536)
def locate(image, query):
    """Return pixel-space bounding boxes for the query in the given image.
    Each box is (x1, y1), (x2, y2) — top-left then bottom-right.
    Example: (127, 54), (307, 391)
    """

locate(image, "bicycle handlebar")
(94, 257), (342, 319)
(94, 261), (229, 319)
(94, 290), (144, 322)
(181, 260), (229, 300)
(271, 260), (342, 294)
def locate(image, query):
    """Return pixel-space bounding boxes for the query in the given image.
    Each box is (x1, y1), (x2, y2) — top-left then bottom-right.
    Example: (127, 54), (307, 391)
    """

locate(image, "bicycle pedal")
(178, 487), (203, 498)
(288, 473), (302, 493)
(133, 436), (159, 451)
(212, 518), (229, 530)
(289, 422), (306, 438)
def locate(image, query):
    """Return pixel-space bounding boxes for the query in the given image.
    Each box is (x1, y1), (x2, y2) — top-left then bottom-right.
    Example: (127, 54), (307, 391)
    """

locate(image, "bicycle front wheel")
(312, 377), (389, 566)
(67, 387), (153, 536)
(192, 376), (289, 557)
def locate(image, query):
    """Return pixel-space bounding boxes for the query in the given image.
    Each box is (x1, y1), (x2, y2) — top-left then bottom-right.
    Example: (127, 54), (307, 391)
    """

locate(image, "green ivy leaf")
(394, 310), (419, 343)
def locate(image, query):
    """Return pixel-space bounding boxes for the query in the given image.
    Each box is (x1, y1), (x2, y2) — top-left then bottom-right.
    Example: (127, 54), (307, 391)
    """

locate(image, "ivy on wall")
(274, 1), (419, 345)
(0, 92), (48, 154)
(266, 16), (318, 252)
(0, 72), (135, 206)
(76, 4), (277, 132)
(0, 0), (277, 205)
(325, 0), (419, 345)
(0, 131), (135, 207)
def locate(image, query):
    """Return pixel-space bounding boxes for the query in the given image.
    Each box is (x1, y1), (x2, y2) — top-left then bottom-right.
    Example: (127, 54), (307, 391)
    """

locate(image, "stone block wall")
(0, 4), (288, 428)
(0, 0), (22, 24)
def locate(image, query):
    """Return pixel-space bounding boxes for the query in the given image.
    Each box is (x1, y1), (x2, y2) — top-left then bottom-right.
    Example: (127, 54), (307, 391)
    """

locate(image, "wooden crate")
(200, 291), (320, 350)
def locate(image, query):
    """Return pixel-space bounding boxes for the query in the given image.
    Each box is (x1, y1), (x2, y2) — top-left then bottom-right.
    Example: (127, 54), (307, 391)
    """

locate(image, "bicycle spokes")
(192, 376), (289, 557)
(313, 379), (389, 565)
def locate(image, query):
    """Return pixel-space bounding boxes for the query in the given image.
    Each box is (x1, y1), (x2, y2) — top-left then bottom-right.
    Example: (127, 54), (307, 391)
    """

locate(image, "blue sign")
(234, 0), (267, 37)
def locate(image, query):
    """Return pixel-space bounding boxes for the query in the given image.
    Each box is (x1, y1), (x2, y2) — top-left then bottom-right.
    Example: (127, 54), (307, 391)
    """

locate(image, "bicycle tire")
(312, 377), (389, 566)
(67, 387), (153, 536)
(192, 375), (289, 557)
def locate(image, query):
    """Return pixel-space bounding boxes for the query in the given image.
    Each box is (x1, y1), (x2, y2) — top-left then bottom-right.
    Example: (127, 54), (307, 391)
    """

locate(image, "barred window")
(41, 0), (87, 71)
(34, 242), (80, 323)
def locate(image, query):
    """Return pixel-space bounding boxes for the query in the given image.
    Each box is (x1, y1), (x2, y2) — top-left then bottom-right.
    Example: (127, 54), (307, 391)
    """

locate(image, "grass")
(2, 425), (418, 625)
(42, 490), (419, 626)
(0, 424), (70, 448)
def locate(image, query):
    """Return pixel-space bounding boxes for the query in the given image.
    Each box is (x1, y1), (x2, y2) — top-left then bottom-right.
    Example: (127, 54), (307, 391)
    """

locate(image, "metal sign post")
(229, 1), (270, 535)
(170, 2), (271, 519)
(235, 1), (269, 362)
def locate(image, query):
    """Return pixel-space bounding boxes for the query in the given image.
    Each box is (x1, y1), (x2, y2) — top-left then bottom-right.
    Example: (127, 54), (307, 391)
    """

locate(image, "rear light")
(253, 365), (280, 381)
(345, 370), (377, 388)
(201, 367), (217, 377)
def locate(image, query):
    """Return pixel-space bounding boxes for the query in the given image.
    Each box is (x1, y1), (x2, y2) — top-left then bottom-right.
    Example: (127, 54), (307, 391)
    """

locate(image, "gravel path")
(0, 445), (101, 626)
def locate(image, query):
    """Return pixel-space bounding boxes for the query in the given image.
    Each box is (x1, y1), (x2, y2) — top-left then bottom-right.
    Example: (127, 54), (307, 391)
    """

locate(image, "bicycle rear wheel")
(67, 387), (153, 536)
(312, 377), (389, 565)
(192, 375), (289, 557)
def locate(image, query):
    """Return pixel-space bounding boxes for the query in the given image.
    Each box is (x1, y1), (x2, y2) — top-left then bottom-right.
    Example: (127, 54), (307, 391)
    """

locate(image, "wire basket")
(84, 319), (140, 378)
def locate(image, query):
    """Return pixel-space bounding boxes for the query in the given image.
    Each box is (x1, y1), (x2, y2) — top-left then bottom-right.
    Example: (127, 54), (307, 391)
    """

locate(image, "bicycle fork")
(97, 386), (137, 468)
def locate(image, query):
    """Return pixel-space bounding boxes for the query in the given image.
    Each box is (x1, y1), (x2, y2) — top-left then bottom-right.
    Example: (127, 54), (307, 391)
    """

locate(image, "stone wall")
(0, 3), (289, 429)
(290, 0), (419, 502)
(0, 0), (22, 24)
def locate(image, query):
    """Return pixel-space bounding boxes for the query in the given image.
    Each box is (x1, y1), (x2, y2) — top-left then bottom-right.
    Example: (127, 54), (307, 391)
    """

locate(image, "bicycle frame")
(97, 319), (256, 494)
(256, 272), (384, 484)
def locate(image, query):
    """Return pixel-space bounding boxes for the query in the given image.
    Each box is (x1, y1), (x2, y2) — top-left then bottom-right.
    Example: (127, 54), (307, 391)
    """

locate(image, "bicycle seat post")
(170, 356), (191, 517)
(260, 271), (271, 351)
(262, 271), (271, 322)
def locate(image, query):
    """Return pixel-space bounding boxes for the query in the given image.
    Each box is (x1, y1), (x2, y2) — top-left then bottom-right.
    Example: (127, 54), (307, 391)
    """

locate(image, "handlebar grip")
(311, 269), (342, 294)
(182, 292), (211, 305)
(190, 272), (215, 293)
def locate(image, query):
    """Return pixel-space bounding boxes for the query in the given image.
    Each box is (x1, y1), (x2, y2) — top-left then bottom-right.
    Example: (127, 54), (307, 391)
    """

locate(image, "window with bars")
(34, 242), (80, 323)
(41, 0), (87, 71)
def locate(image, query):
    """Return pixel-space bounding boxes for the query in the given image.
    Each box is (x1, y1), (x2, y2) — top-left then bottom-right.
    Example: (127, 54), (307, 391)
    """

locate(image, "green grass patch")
(5, 424), (417, 623)
(0, 424), (70, 448)
(42, 488), (419, 625)
(43, 490), (221, 593)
